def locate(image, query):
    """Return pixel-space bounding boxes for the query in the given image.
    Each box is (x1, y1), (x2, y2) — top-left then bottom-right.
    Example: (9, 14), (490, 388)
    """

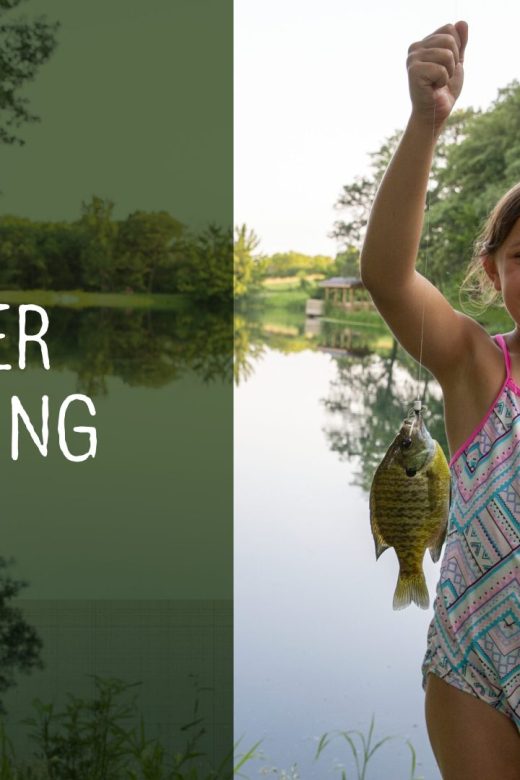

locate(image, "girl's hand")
(407, 21), (468, 132)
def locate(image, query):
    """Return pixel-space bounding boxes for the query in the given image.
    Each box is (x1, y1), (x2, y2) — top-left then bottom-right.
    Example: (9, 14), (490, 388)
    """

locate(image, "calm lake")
(234, 308), (454, 780)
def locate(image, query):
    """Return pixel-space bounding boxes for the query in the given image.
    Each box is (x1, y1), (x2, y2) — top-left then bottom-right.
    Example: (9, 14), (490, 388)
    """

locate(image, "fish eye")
(401, 438), (412, 449)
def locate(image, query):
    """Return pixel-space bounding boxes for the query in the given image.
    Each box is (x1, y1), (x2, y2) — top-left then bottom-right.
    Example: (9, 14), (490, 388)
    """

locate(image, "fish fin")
(429, 521), (447, 563)
(426, 442), (451, 562)
(374, 535), (390, 560)
(369, 487), (390, 560)
(393, 571), (429, 611)
(369, 512), (390, 560)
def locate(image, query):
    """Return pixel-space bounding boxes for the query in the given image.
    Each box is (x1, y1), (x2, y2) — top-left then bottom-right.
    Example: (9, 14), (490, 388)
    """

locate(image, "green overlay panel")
(0, 1), (232, 774)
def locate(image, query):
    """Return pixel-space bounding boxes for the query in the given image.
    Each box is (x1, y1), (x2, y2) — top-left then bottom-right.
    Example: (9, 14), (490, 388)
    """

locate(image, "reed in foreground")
(315, 715), (424, 780)
(235, 715), (425, 780)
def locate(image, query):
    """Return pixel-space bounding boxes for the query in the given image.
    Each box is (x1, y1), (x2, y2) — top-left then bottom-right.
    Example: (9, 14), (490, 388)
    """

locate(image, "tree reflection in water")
(0, 305), (233, 396)
(92, 308), (448, 495)
(321, 335), (448, 493)
(234, 314), (268, 386)
(0, 557), (43, 715)
(232, 314), (449, 493)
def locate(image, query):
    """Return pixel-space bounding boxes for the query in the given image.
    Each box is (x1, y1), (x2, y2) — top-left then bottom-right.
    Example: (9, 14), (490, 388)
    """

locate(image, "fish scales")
(369, 411), (450, 610)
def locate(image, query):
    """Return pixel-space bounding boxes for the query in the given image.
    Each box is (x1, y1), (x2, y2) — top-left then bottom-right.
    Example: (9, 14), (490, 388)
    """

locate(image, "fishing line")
(414, 99), (437, 415)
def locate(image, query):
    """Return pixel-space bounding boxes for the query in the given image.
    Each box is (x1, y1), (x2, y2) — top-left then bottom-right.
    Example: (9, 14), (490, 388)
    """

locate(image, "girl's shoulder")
(439, 316), (507, 460)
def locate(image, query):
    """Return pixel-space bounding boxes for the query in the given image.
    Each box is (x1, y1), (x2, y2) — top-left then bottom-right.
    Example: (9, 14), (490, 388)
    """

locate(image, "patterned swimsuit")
(421, 333), (520, 729)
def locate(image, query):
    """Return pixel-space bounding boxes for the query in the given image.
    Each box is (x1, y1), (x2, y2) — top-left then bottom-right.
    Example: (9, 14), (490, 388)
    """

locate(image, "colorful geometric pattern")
(421, 334), (520, 731)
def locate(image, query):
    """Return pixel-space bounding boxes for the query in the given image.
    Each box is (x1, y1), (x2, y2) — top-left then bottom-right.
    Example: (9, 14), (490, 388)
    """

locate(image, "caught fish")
(369, 405), (450, 610)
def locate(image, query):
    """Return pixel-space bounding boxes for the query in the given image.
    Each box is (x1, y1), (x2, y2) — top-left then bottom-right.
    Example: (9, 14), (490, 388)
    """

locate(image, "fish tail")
(393, 570), (429, 611)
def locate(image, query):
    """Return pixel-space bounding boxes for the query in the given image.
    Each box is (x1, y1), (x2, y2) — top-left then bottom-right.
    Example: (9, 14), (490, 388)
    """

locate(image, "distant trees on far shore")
(0, 196), (233, 303)
(233, 222), (360, 300)
(0, 202), (360, 303)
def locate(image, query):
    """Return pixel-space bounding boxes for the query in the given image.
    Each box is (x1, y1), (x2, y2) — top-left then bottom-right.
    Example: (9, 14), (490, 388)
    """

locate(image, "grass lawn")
(0, 290), (186, 310)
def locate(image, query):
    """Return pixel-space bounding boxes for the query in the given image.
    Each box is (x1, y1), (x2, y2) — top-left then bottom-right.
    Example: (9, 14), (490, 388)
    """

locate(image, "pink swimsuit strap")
(493, 333), (511, 378)
(495, 332), (520, 394)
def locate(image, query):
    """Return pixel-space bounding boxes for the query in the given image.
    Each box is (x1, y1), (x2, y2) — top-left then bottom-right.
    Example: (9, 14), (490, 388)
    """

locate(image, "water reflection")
(234, 310), (390, 384)
(234, 329), (442, 779)
(320, 340), (447, 493)
(234, 313), (267, 386)
(235, 312), (448, 494)
(0, 557), (43, 715)
(0, 302), (232, 768)
(0, 305), (233, 395)
(319, 318), (374, 357)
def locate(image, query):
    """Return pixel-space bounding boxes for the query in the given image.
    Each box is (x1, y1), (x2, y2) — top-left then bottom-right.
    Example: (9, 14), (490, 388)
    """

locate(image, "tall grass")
(0, 676), (235, 779)
(235, 715), (426, 780)
(315, 715), (424, 780)
(0, 682), (425, 780)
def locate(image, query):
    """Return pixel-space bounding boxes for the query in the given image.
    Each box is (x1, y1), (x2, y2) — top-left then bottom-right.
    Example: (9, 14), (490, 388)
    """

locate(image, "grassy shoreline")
(0, 290), (187, 310)
(246, 282), (514, 333)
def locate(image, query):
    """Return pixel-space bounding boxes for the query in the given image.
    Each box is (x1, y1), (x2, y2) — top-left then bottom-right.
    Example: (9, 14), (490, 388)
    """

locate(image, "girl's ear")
(482, 254), (502, 291)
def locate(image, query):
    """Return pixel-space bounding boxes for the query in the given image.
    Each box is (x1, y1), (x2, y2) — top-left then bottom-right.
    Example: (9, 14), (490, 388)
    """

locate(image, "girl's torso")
(423, 327), (520, 729)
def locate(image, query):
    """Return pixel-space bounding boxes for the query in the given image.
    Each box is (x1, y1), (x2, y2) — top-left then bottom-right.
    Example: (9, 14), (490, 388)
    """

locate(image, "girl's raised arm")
(360, 22), (474, 384)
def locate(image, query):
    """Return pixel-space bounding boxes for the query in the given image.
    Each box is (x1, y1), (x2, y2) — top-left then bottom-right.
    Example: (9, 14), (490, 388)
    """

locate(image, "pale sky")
(235, 0), (520, 257)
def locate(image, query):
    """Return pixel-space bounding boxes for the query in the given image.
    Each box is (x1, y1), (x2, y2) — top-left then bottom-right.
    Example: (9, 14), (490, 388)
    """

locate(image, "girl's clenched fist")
(407, 21), (468, 131)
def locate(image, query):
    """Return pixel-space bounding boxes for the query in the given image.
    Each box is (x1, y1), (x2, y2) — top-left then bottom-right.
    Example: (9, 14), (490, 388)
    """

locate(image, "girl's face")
(483, 216), (520, 325)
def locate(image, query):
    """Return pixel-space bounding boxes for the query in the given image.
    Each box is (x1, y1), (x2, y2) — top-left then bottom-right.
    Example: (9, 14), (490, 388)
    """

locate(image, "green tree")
(262, 250), (334, 278)
(77, 196), (118, 291)
(425, 83), (520, 292)
(0, 0), (59, 146)
(175, 223), (233, 303)
(0, 217), (84, 289)
(333, 245), (360, 277)
(331, 107), (475, 281)
(330, 129), (402, 249)
(0, 215), (57, 288)
(34, 222), (83, 289)
(233, 224), (265, 297)
(0, 215), (37, 287)
(115, 210), (184, 293)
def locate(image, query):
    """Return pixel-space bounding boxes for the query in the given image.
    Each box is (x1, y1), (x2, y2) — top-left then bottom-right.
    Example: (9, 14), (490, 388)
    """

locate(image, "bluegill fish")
(369, 409), (450, 610)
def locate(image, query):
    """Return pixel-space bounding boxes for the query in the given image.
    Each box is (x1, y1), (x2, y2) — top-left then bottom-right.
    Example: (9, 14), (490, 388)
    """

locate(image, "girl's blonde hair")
(460, 182), (520, 311)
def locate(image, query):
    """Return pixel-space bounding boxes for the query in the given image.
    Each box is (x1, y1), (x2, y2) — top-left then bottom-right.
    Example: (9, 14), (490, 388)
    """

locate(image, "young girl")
(360, 21), (520, 780)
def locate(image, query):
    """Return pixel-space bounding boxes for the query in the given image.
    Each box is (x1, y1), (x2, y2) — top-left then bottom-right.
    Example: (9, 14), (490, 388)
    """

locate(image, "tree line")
(7, 0), (520, 307)
(0, 4), (233, 304)
(0, 197), (232, 301)
(233, 225), (359, 299)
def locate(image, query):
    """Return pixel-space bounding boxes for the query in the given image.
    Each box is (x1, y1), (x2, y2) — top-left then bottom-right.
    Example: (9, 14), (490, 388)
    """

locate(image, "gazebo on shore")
(318, 276), (366, 309)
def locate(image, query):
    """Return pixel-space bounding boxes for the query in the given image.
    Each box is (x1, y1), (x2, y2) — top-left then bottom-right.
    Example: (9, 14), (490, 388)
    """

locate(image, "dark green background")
(0, 0), (232, 230)
(0, 0), (232, 769)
